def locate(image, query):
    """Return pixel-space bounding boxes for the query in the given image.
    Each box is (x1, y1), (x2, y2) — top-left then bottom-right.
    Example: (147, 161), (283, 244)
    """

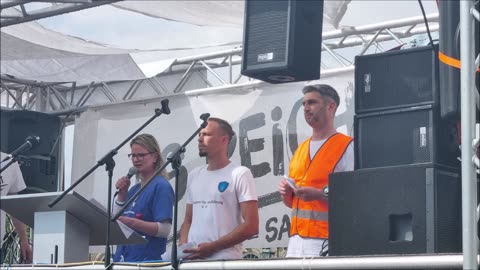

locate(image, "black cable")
(418, 0), (436, 49)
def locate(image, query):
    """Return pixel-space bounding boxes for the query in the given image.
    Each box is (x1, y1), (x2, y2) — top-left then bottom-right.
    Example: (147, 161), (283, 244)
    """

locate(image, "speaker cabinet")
(438, 0), (480, 119)
(329, 164), (461, 256)
(354, 105), (460, 169)
(241, 0), (324, 83)
(355, 45), (439, 114)
(0, 110), (60, 193)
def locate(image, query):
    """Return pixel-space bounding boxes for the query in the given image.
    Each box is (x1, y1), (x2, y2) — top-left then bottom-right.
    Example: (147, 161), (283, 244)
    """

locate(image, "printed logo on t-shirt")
(218, 181), (229, 192)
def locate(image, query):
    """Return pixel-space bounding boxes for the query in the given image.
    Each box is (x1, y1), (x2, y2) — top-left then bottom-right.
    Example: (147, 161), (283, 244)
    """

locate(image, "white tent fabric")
(0, 8), (239, 85)
(112, 0), (350, 30)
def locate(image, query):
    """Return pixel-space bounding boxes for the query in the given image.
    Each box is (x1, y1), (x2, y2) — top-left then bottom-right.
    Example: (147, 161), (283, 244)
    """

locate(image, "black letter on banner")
(332, 82), (355, 132)
(227, 134), (237, 159)
(287, 98), (304, 154)
(278, 214), (291, 241)
(271, 106), (284, 176)
(239, 113), (271, 178)
(265, 217), (278, 243)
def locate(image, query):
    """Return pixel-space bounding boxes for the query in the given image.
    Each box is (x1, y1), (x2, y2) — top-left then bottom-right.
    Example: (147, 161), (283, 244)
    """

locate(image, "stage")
(2, 254), (479, 270)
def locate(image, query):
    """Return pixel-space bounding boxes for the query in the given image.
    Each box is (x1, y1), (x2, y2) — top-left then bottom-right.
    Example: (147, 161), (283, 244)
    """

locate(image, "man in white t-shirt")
(179, 117), (259, 260)
(0, 152), (33, 263)
(278, 84), (354, 257)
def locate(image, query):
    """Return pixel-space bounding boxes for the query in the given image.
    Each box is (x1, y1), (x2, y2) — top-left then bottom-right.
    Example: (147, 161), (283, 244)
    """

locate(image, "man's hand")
(295, 187), (324, 201)
(278, 178), (294, 196)
(183, 242), (217, 259)
(278, 178), (295, 208)
(19, 237), (32, 264)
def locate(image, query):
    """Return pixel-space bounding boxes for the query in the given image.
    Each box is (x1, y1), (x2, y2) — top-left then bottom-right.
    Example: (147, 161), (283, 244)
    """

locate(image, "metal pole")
(460, 0), (479, 270)
(176, 254), (477, 270)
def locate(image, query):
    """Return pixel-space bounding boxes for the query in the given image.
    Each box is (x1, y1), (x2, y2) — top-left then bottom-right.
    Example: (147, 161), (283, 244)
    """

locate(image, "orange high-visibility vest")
(289, 133), (352, 239)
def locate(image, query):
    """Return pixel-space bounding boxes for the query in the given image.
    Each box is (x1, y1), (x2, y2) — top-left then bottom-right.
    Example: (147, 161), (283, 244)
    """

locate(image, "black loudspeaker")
(355, 45), (439, 114)
(0, 110), (60, 193)
(241, 0), (324, 84)
(438, 0), (480, 119)
(354, 105), (460, 169)
(329, 164), (461, 256)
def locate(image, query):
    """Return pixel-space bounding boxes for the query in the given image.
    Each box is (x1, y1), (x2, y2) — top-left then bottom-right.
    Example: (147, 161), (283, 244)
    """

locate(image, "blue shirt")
(113, 175), (174, 262)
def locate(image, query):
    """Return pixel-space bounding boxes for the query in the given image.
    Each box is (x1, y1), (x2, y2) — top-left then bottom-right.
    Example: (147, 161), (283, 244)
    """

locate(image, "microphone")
(200, 113), (210, 121)
(3, 136), (40, 162)
(161, 99), (171, 115)
(114, 167), (137, 197)
(200, 113), (210, 128)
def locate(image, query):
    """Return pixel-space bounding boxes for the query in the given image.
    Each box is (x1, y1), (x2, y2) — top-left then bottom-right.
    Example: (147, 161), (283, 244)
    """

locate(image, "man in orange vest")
(278, 84), (353, 257)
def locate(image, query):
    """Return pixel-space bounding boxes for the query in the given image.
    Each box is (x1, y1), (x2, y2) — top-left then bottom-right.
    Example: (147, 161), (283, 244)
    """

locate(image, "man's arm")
(185, 200), (259, 259)
(179, 203), (192, 246)
(210, 200), (259, 250)
(4, 159), (32, 263)
(11, 216), (32, 263)
(295, 187), (326, 201)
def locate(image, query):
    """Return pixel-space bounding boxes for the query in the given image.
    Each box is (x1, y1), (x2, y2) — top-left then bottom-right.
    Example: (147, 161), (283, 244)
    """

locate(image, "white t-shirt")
(186, 162), (257, 260)
(287, 140), (354, 258)
(0, 152), (27, 245)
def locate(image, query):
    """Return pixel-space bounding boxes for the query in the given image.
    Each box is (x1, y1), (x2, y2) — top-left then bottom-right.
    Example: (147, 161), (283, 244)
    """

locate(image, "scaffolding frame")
(0, 0), (120, 27)
(1, 14), (439, 114)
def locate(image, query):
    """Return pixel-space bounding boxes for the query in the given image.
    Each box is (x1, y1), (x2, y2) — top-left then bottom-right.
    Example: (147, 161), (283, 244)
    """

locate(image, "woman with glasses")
(112, 134), (174, 262)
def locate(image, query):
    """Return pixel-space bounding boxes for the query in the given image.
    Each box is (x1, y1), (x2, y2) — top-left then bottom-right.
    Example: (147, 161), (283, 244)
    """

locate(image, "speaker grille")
(435, 170), (462, 252)
(0, 110), (60, 193)
(355, 105), (459, 169)
(355, 46), (438, 114)
(0, 110), (61, 155)
(244, 0), (289, 68)
(356, 106), (434, 169)
(329, 164), (461, 256)
(241, 0), (323, 83)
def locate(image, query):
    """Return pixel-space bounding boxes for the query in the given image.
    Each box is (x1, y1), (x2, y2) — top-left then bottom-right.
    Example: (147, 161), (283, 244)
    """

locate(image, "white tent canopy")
(0, 1), (438, 85)
(0, 7), (242, 85)
(112, 0), (350, 29)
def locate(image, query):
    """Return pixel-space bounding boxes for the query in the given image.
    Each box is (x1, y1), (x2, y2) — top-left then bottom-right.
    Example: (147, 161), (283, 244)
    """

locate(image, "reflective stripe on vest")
(292, 209), (328, 221)
(289, 133), (352, 239)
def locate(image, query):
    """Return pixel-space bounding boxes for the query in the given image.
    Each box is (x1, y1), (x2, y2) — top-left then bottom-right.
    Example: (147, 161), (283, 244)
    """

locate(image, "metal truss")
(0, 13), (439, 114)
(0, 0), (120, 28)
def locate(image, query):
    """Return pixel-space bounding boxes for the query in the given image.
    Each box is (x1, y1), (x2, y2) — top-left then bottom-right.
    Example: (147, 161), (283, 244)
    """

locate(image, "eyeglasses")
(128, 152), (155, 160)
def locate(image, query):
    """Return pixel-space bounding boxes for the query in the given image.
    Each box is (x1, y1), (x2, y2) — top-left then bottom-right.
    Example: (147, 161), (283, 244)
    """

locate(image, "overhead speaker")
(354, 105), (460, 169)
(355, 45), (439, 114)
(0, 110), (61, 193)
(329, 164), (461, 256)
(241, 0), (324, 84)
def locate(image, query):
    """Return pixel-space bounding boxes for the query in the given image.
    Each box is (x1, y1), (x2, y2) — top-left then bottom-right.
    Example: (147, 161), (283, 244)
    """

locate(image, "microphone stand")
(48, 99), (171, 269)
(0, 139), (35, 173)
(112, 113), (210, 270)
(168, 148), (183, 270)
(104, 156), (115, 269)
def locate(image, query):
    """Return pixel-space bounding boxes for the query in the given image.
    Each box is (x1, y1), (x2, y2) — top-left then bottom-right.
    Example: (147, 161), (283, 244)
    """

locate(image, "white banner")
(72, 70), (354, 248)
